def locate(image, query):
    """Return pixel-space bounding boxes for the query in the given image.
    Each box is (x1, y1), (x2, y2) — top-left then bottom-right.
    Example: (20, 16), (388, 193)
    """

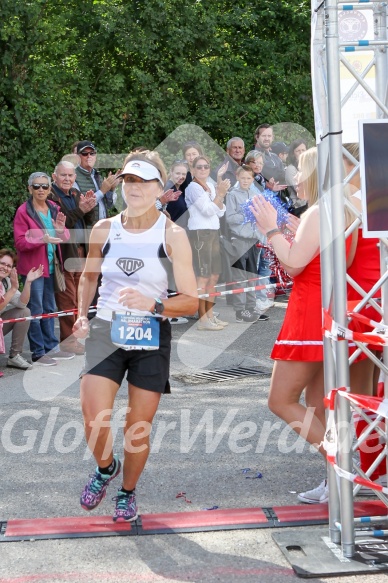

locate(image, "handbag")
(53, 252), (66, 293)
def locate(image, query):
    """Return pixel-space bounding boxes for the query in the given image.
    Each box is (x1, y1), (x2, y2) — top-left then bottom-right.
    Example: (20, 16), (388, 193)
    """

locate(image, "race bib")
(110, 313), (160, 351)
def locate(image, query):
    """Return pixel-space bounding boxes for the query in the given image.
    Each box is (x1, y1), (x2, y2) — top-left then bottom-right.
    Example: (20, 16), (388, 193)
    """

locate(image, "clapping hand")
(79, 192), (97, 213)
(267, 177), (287, 192)
(159, 189), (182, 205)
(217, 162), (229, 183)
(26, 265), (44, 283)
(10, 267), (19, 290)
(216, 178), (231, 198)
(42, 233), (63, 244)
(251, 195), (278, 235)
(53, 211), (66, 234)
(101, 172), (121, 195)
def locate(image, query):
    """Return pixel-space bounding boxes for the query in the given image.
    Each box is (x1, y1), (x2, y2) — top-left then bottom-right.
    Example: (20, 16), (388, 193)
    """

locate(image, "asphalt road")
(0, 296), (386, 583)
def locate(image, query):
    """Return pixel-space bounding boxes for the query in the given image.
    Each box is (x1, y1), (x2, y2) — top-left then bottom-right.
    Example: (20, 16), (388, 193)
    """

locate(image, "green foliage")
(0, 0), (313, 247)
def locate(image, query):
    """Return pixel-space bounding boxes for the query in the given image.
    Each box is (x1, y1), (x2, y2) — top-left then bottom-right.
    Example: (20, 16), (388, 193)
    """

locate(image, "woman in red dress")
(252, 147), (355, 504)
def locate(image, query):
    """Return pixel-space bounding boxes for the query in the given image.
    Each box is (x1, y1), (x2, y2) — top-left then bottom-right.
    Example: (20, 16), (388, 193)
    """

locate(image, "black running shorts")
(82, 317), (172, 394)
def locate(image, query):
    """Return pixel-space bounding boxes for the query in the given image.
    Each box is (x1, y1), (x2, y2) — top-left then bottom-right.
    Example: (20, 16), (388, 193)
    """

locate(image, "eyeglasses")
(194, 164), (210, 170)
(31, 184), (50, 191)
(80, 151), (97, 157)
(123, 175), (158, 184)
(0, 261), (13, 269)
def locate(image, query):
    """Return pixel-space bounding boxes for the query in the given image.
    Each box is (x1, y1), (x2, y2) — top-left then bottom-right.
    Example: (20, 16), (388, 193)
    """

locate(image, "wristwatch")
(152, 298), (165, 315)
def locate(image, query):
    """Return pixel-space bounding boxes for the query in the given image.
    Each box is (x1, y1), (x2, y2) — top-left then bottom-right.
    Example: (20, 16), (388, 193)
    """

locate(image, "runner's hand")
(73, 316), (90, 338)
(118, 288), (155, 312)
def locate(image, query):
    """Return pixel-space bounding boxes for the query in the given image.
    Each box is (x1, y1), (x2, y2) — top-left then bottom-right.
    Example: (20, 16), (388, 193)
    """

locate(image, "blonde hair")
(298, 147), (318, 206)
(299, 146), (356, 227)
(343, 142), (359, 162)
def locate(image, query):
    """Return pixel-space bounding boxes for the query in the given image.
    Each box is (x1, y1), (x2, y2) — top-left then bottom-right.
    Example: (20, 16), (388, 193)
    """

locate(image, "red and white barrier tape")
(0, 307), (97, 325)
(198, 281), (293, 299)
(323, 309), (388, 347)
(324, 388), (388, 495)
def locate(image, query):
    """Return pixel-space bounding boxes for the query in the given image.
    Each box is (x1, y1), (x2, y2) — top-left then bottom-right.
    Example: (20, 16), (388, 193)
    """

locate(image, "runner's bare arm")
(73, 219), (110, 336)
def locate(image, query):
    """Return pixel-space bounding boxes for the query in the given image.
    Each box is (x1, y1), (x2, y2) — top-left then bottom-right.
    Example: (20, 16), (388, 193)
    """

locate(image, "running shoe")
(210, 316), (228, 327)
(255, 298), (274, 313)
(113, 490), (138, 522)
(80, 454), (121, 511)
(31, 354), (57, 366)
(253, 311), (269, 322)
(197, 319), (223, 331)
(51, 350), (75, 360)
(297, 479), (328, 504)
(168, 317), (189, 325)
(236, 310), (258, 323)
(7, 354), (32, 370)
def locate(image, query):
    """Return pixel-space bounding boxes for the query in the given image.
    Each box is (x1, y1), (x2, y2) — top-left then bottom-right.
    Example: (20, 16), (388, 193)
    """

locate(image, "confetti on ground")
(176, 492), (192, 503)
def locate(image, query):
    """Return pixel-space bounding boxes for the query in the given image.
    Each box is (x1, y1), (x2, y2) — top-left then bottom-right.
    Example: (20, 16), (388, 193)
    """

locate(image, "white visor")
(119, 160), (164, 186)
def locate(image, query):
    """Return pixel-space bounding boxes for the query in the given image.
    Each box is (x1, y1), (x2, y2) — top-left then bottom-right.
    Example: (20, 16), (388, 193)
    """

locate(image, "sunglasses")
(194, 164), (210, 170)
(32, 184), (50, 191)
(80, 151), (96, 157)
(123, 175), (158, 184)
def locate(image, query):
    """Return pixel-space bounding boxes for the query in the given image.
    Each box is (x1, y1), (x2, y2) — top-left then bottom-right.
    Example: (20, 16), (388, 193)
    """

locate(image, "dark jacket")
(49, 185), (95, 270)
(75, 166), (114, 225)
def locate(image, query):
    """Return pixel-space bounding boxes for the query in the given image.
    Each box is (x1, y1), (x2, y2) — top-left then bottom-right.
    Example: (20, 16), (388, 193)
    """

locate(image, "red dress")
(347, 229), (381, 357)
(271, 253), (323, 362)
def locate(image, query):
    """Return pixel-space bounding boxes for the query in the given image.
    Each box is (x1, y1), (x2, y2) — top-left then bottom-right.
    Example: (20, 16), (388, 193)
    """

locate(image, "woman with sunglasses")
(73, 151), (198, 522)
(185, 155), (231, 331)
(14, 172), (73, 366)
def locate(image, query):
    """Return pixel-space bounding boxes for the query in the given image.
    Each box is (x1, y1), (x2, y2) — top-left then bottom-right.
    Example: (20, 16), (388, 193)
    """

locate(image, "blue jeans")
(21, 274), (59, 359)
(256, 248), (271, 302)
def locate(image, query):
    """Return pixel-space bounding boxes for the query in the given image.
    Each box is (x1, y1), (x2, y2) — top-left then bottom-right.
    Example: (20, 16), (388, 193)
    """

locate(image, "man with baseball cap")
(75, 141), (120, 225)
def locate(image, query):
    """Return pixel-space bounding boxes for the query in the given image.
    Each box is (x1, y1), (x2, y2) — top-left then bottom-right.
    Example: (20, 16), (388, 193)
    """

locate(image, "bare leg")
(80, 374), (120, 467)
(197, 276), (210, 322)
(122, 384), (161, 490)
(268, 360), (326, 456)
(350, 356), (375, 396)
(205, 273), (219, 319)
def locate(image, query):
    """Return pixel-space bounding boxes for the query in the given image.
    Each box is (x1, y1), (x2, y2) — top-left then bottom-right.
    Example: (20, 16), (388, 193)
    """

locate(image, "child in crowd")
(225, 166), (267, 323)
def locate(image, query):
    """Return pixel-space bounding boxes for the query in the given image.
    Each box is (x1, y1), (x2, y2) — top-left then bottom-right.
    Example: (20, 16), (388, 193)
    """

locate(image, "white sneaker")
(168, 317), (189, 325)
(255, 298), (273, 314)
(356, 474), (388, 496)
(297, 479), (328, 504)
(210, 316), (228, 327)
(197, 319), (223, 331)
(7, 354), (32, 370)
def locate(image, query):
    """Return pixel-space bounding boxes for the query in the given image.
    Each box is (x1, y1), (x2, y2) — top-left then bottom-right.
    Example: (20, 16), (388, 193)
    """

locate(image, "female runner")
(73, 151), (198, 521)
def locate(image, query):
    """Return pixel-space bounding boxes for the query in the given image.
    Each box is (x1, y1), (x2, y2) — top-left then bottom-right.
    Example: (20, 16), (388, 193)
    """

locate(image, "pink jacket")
(14, 198), (70, 277)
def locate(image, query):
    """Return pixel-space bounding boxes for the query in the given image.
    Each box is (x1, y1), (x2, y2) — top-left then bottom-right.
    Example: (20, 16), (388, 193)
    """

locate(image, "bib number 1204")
(111, 313), (160, 351)
(117, 325), (152, 341)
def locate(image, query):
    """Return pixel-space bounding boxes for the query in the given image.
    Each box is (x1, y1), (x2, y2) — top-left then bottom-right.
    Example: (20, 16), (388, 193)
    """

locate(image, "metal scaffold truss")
(273, 0), (388, 576)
